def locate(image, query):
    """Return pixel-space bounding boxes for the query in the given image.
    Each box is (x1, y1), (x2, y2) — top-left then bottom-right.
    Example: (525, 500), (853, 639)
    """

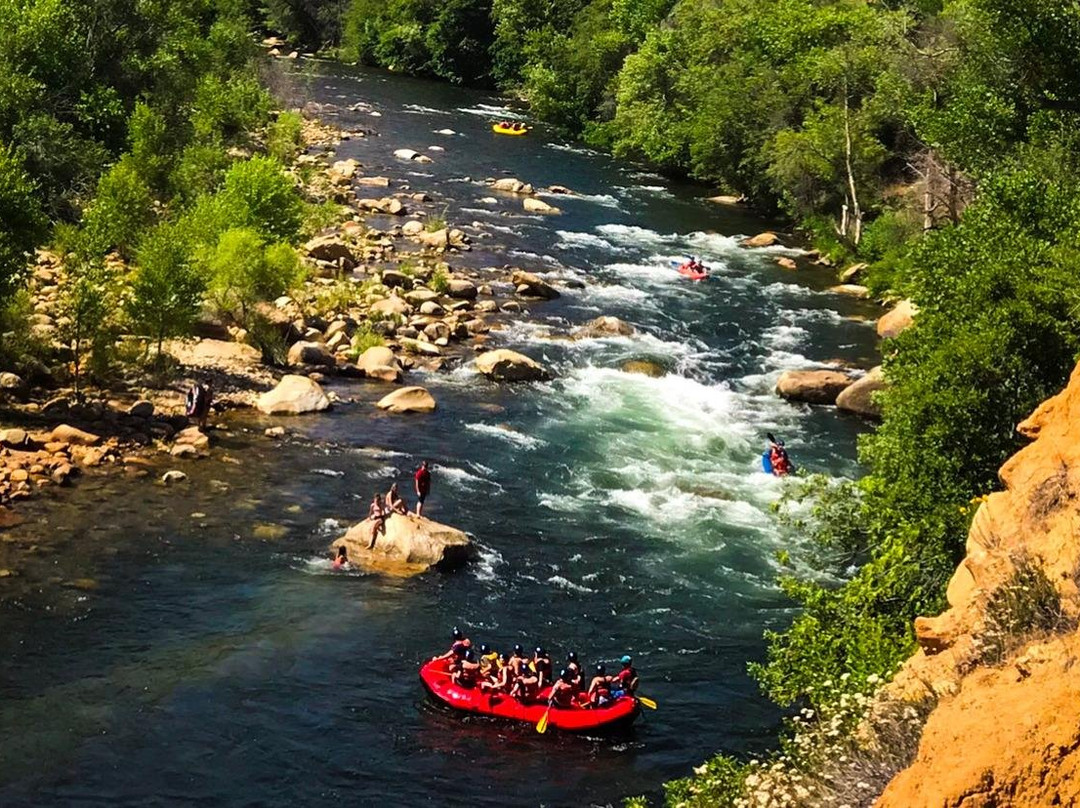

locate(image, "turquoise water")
(0, 65), (878, 806)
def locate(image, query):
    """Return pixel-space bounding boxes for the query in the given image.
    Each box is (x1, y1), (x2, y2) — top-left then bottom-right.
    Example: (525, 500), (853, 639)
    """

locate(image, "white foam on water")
(539, 190), (621, 209)
(544, 142), (602, 157)
(457, 103), (527, 120)
(465, 422), (547, 450)
(365, 465), (399, 479)
(316, 517), (344, 536)
(354, 447), (410, 459)
(555, 230), (619, 252)
(547, 575), (596, 594)
(472, 543), (505, 583)
(311, 468), (345, 478)
(402, 103), (451, 115)
(762, 324), (809, 352)
(438, 464), (504, 493)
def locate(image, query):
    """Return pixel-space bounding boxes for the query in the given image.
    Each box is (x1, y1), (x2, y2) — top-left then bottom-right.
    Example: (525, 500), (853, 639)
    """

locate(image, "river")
(0, 64), (878, 806)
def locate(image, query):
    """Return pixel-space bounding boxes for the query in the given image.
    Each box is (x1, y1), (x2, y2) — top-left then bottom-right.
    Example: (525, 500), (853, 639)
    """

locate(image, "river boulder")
(331, 513), (475, 576)
(574, 316), (634, 339)
(256, 375), (331, 415)
(743, 232), (780, 248)
(475, 349), (551, 382)
(376, 386), (436, 413)
(491, 178), (534, 194)
(621, 359), (665, 377)
(356, 345), (403, 382)
(877, 299), (918, 339)
(49, 424), (100, 446)
(776, 369), (856, 405)
(511, 270), (560, 300)
(836, 366), (886, 419)
(305, 235), (356, 267)
(523, 197), (561, 214)
(287, 340), (336, 367)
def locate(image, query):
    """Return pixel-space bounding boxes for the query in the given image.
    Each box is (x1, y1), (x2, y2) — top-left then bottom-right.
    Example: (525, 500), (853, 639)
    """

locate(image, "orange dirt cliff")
(877, 361), (1080, 807)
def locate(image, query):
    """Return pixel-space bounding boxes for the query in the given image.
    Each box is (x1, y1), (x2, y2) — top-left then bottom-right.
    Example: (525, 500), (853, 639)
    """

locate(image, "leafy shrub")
(428, 265), (450, 294)
(267, 111), (305, 163)
(170, 143), (233, 203)
(190, 74), (271, 145)
(80, 157), (155, 258)
(221, 156), (304, 242)
(347, 325), (385, 358)
(0, 145), (45, 296)
(206, 228), (303, 323)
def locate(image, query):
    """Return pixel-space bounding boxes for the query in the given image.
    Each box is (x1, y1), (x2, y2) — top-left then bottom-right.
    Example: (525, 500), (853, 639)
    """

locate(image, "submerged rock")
(574, 316), (634, 339)
(621, 359), (665, 377)
(256, 375), (331, 415)
(376, 386), (436, 413)
(475, 349), (551, 382)
(331, 513), (475, 576)
(523, 197), (561, 214)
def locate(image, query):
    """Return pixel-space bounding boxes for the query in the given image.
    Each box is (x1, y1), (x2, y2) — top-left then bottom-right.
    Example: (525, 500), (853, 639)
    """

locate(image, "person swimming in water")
(332, 545), (348, 570)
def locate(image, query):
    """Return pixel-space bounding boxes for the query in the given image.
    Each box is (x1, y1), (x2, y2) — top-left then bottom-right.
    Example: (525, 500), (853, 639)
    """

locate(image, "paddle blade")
(536, 708), (551, 734)
(767, 432), (777, 444)
(638, 696), (657, 710)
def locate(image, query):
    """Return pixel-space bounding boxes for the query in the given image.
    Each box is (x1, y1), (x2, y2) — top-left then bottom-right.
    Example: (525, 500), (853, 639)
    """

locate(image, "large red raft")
(419, 658), (640, 732)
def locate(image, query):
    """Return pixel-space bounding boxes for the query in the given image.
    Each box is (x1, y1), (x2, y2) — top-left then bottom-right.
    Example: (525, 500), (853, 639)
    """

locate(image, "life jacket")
(614, 667), (637, 688)
(479, 652), (498, 676)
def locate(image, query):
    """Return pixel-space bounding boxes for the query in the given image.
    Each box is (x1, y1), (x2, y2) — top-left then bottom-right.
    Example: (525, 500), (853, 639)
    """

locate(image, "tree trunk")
(842, 86), (863, 246)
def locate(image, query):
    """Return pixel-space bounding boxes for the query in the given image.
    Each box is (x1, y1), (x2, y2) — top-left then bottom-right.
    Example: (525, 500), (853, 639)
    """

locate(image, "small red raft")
(677, 262), (708, 280)
(419, 658), (640, 732)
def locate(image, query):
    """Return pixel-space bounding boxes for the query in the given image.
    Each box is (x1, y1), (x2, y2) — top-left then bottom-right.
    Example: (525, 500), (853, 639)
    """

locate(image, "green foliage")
(348, 325), (385, 357)
(206, 227), (303, 324)
(221, 156), (305, 242)
(80, 157), (155, 259)
(267, 111), (305, 163)
(303, 200), (348, 238)
(190, 74), (271, 145)
(127, 223), (206, 359)
(0, 144), (45, 299)
(428, 265), (450, 294)
(57, 255), (117, 395)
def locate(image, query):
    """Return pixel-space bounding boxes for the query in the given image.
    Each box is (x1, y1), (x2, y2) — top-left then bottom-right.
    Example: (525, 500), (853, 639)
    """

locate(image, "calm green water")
(0, 64), (877, 807)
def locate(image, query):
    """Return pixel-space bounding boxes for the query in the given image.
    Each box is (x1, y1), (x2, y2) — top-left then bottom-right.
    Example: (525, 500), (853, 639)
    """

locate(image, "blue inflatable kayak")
(762, 450), (773, 474)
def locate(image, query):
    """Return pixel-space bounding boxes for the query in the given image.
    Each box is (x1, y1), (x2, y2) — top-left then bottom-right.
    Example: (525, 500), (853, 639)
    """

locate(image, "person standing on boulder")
(414, 460), (432, 516)
(368, 493), (388, 549)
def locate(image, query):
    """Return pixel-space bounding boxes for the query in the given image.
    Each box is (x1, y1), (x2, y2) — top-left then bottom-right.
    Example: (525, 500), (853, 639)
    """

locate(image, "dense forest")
(4, 0), (1080, 803)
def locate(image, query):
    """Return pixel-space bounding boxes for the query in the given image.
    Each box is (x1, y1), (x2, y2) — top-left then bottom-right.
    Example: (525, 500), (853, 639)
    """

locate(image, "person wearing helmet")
(510, 661), (539, 702)
(565, 651), (583, 691)
(532, 647), (553, 690)
(453, 648), (481, 687)
(508, 644), (528, 677)
(548, 668), (577, 708)
(587, 664), (613, 708)
(611, 654), (639, 696)
(431, 627), (471, 662)
(478, 643), (499, 677)
(480, 653), (512, 694)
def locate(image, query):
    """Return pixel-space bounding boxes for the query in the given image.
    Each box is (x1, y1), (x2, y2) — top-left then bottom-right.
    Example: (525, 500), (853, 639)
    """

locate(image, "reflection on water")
(0, 63), (876, 807)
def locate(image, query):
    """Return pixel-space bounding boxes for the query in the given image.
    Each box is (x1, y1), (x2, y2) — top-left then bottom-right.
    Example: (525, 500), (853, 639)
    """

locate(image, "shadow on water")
(0, 64), (877, 806)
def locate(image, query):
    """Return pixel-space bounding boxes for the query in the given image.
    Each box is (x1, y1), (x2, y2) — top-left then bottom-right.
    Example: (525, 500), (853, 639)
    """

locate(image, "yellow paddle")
(536, 704), (552, 734)
(638, 695), (657, 710)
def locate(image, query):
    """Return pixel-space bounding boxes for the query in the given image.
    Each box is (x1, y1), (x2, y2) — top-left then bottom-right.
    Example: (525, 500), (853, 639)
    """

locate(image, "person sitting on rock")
(480, 653), (512, 694)
(368, 493), (388, 549)
(332, 545), (349, 570)
(385, 482), (408, 515)
(432, 627), (471, 662)
(587, 664), (613, 708)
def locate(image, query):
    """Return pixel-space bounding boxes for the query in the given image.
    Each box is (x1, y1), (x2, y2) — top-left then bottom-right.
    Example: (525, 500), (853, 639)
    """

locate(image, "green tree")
(0, 144), (45, 300)
(127, 224), (205, 361)
(81, 157), (155, 258)
(221, 156), (304, 242)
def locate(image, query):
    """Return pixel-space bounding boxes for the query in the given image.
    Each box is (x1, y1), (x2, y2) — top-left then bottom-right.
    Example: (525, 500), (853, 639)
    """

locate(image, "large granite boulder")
(776, 369), (856, 405)
(475, 349), (551, 382)
(331, 513), (475, 576)
(836, 366), (886, 419)
(356, 346), (403, 382)
(256, 375), (331, 415)
(877, 299), (917, 339)
(510, 270), (560, 300)
(376, 386), (436, 413)
(287, 340), (336, 367)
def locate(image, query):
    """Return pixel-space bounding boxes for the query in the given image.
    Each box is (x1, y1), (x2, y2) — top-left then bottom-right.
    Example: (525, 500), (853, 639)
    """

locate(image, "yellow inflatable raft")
(492, 123), (529, 136)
